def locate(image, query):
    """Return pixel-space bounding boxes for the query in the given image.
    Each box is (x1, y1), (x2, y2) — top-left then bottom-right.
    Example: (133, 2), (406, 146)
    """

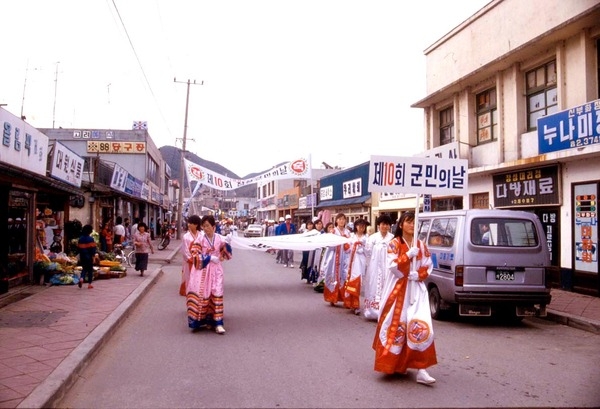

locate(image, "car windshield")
(471, 218), (539, 247)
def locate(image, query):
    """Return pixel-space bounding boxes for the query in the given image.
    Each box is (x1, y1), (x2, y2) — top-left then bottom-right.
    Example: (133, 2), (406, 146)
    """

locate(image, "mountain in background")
(159, 145), (269, 197)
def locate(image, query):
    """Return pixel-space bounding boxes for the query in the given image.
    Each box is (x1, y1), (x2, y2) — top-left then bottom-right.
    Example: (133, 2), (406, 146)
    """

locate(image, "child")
(78, 224), (97, 289)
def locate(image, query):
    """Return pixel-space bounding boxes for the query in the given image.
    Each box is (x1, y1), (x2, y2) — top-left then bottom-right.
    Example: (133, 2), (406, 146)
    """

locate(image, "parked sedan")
(244, 224), (263, 237)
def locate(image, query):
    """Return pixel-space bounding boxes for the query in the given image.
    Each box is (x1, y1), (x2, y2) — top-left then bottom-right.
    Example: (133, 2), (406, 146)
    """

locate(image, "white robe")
(362, 231), (394, 320)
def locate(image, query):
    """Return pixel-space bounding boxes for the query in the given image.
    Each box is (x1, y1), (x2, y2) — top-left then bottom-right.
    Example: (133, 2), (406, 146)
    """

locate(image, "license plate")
(495, 270), (515, 281)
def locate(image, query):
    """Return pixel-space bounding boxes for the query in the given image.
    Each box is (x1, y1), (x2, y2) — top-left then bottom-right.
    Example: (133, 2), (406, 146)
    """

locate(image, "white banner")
(368, 155), (468, 195)
(184, 157), (311, 191)
(230, 230), (350, 252)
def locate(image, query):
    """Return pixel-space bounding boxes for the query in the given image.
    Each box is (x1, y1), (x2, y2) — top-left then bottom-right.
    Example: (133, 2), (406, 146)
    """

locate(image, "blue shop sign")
(538, 99), (600, 154)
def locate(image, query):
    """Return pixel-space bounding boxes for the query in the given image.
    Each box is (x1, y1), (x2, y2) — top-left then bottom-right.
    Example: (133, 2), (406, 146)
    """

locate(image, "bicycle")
(113, 242), (136, 267)
(157, 230), (171, 251)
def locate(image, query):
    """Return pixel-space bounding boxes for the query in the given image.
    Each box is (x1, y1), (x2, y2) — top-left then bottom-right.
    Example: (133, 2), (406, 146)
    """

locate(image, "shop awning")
(0, 162), (82, 196)
(315, 194), (371, 209)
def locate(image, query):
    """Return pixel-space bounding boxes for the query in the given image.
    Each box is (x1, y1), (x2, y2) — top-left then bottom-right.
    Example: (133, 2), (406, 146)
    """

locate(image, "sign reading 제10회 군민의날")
(368, 155), (469, 195)
(537, 98), (600, 154)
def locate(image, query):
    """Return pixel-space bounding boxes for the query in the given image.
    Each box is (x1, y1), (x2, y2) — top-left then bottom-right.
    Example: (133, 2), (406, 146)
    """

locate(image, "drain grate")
(0, 310), (68, 327)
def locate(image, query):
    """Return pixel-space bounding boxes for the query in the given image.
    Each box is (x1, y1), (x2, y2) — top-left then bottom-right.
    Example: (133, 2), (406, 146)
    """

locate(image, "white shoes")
(215, 325), (226, 334)
(289, 264), (294, 268)
(416, 369), (436, 385)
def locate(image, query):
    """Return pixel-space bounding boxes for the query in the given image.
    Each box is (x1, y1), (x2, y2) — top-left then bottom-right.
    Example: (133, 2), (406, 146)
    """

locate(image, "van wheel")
(428, 287), (443, 320)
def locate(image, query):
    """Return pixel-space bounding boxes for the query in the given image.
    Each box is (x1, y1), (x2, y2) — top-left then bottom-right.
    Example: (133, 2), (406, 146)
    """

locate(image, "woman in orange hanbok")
(373, 211), (437, 385)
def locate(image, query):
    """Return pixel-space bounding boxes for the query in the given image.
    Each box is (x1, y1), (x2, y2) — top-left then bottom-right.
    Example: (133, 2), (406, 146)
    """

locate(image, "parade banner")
(230, 230), (350, 252)
(184, 157), (311, 191)
(368, 155), (468, 195)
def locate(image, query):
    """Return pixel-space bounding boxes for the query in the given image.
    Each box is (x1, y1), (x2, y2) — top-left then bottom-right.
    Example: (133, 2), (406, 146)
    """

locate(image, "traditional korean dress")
(372, 237), (437, 374)
(343, 232), (368, 311)
(186, 232), (231, 329)
(181, 229), (203, 296)
(322, 227), (351, 305)
(363, 231), (394, 320)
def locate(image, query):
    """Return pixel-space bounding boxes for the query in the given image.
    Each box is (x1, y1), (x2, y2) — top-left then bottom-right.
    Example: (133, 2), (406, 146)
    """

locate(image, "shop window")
(476, 88), (498, 144)
(526, 60), (558, 131)
(439, 106), (454, 146)
(471, 192), (489, 209)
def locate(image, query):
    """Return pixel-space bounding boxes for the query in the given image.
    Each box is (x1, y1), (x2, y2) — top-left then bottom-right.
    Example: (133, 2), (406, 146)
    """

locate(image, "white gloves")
(408, 270), (419, 281)
(210, 255), (219, 263)
(406, 247), (419, 259)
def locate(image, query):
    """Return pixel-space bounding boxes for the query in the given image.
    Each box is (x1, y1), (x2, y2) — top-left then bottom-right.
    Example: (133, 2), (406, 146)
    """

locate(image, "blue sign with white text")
(538, 99), (600, 154)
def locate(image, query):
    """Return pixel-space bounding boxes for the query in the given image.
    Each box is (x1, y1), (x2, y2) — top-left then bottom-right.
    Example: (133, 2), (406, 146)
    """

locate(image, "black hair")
(137, 222), (148, 231)
(82, 224), (94, 235)
(376, 214), (393, 226)
(394, 211), (415, 239)
(187, 215), (201, 225)
(201, 215), (216, 227)
(353, 218), (368, 233)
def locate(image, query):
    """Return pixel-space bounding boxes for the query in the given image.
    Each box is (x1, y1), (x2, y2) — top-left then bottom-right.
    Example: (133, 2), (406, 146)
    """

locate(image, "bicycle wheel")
(157, 237), (169, 250)
(127, 251), (136, 267)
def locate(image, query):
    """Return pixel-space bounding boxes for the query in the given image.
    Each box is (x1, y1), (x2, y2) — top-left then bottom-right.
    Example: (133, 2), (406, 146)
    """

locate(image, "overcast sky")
(1, 0), (489, 177)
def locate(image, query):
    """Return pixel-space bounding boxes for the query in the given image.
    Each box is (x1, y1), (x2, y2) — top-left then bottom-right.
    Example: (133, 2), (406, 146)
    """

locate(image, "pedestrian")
(344, 218), (369, 315)
(313, 221), (335, 292)
(150, 217), (156, 241)
(181, 215), (203, 296)
(372, 211), (437, 385)
(113, 216), (126, 245)
(133, 222), (154, 277)
(276, 214), (297, 267)
(101, 218), (114, 252)
(77, 224), (97, 289)
(363, 215), (394, 321)
(321, 213), (351, 305)
(186, 215), (232, 334)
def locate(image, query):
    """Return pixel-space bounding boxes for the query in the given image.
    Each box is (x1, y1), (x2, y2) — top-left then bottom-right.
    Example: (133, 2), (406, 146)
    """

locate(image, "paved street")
(1, 240), (600, 408)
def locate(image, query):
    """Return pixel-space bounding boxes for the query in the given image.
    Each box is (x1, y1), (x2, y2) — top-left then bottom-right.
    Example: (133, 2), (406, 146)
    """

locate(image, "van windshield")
(472, 218), (539, 247)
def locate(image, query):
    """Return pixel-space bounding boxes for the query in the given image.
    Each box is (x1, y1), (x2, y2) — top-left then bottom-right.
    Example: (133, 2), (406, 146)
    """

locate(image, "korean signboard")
(368, 155), (468, 195)
(573, 183), (598, 273)
(1, 108), (48, 176)
(538, 99), (600, 154)
(50, 141), (84, 187)
(342, 178), (362, 199)
(492, 166), (559, 207)
(86, 140), (147, 154)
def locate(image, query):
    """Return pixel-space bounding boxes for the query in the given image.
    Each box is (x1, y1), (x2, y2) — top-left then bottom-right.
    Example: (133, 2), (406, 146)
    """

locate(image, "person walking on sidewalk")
(372, 211), (437, 385)
(186, 215), (232, 334)
(133, 222), (154, 277)
(77, 224), (97, 289)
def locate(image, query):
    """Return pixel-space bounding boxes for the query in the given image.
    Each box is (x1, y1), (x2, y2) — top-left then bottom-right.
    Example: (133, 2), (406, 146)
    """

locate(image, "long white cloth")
(229, 231), (351, 252)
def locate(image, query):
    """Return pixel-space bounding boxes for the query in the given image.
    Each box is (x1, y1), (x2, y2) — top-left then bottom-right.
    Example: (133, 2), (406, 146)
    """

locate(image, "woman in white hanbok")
(343, 219), (369, 314)
(363, 215), (394, 320)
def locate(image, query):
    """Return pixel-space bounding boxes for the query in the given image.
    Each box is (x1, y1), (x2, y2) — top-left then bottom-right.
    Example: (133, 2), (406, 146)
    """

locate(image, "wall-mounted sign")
(1, 108), (48, 176)
(538, 98), (600, 154)
(492, 165), (560, 207)
(87, 141), (146, 154)
(342, 178), (362, 199)
(320, 185), (333, 201)
(50, 141), (84, 187)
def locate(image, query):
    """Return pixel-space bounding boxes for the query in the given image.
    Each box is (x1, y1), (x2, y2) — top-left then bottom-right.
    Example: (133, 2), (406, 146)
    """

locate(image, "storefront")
(1, 108), (83, 292)
(316, 162), (371, 225)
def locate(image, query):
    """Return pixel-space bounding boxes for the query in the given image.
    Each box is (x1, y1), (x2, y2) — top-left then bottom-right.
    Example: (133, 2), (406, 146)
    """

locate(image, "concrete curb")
(17, 267), (164, 409)
(545, 309), (600, 335)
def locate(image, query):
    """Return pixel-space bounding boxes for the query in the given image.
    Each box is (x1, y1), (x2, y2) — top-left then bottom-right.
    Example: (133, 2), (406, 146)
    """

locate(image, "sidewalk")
(1, 244), (599, 408)
(0, 240), (181, 409)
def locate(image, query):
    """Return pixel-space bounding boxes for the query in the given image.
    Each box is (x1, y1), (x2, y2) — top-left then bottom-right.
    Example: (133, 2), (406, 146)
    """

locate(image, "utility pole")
(52, 61), (60, 128)
(174, 78), (203, 239)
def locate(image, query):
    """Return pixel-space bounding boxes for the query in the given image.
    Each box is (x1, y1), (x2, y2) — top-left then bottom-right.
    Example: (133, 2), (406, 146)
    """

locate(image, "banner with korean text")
(184, 157), (311, 191)
(368, 155), (468, 195)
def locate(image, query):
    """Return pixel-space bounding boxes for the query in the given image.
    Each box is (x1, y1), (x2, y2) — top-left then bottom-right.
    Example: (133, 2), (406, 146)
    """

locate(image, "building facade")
(412, 0), (600, 295)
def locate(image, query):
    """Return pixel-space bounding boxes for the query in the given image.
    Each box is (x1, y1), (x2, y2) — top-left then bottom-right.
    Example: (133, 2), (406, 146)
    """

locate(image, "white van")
(417, 209), (552, 320)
